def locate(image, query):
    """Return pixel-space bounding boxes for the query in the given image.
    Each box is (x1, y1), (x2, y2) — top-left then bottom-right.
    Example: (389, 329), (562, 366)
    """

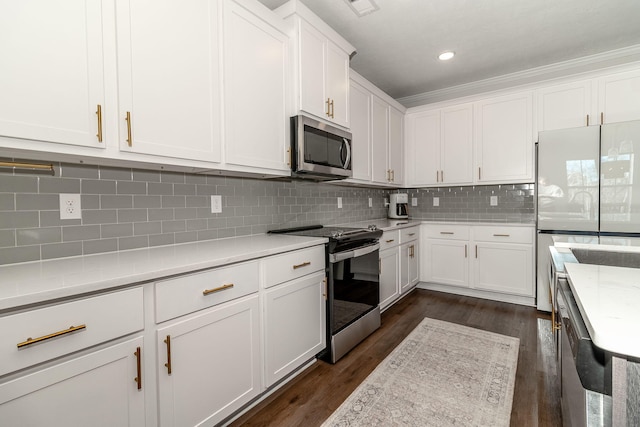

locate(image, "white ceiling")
(258, 0), (640, 105)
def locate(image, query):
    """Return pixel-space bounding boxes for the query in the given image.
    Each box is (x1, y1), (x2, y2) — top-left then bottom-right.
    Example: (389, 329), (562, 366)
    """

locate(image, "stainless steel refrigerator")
(536, 120), (640, 310)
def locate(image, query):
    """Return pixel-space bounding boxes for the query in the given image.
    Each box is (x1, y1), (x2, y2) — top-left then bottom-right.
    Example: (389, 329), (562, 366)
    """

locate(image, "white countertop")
(0, 234), (326, 312)
(337, 219), (422, 231)
(565, 262), (640, 358)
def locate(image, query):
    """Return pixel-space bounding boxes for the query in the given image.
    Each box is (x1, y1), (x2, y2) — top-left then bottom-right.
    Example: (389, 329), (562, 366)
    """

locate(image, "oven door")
(328, 242), (380, 334)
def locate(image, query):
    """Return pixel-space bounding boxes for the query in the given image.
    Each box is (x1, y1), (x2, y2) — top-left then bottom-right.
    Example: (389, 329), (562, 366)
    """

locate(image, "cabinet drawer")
(400, 227), (419, 243)
(0, 287), (143, 376)
(380, 230), (400, 250)
(473, 226), (533, 244)
(424, 224), (470, 240)
(155, 260), (259, 323)
(263, 245), (325, 288)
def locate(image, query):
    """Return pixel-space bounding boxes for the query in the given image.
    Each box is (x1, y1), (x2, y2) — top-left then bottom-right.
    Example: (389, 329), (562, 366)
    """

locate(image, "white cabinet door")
(441, 103), (473, 184)
(0, 337), (144, 427)
(116, 0), (221, 161)
(475, 91), (534, 183)
(379, 247), (399, 310)
(423, 239), (469, 288)
(536, 80), (594, 132)
(299, 22), (326, 122)
(388, 106), (404, 185)
(406, 110), (440, 186)
(223, 0), (288, 171)
(371, 96), (390, 184)
(0, 0), (105, 148)
(349, 79), (372, 181)
(400, 242), (419, 294)
(326, 41), (350, 128)
(156, 294), (261, 427)
(598, 69), (640, 124)
(473, 243), (533, 296)
(263, 271), (326, 387)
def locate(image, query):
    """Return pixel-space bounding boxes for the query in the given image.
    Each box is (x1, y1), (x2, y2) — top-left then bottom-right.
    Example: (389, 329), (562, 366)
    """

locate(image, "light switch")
(411, 197), (418, 207)
(337, 197), (343, 209)
(433, 197), (439, 207)
(211, 195), (222, 213)
(490, 195), (498, 206)
(368, 197), (373, 208)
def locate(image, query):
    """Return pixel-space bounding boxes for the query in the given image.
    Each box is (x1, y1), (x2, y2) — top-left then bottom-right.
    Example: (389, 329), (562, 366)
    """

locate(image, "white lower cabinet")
(379, 226), (420, 311)
(379, 246), (400, 311)
(156, 293), (261, 427)
(420, 223), (535, 305)
(264, 271), (326, 387)
(0, 336), (145, 427)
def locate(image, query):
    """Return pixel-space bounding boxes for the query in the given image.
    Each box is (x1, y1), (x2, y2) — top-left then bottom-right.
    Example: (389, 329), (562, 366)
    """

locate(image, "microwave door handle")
(342, 138), (351, 169)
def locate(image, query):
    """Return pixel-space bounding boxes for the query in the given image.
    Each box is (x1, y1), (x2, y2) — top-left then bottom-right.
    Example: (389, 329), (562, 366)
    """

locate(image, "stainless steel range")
(269, 225), (383, 363)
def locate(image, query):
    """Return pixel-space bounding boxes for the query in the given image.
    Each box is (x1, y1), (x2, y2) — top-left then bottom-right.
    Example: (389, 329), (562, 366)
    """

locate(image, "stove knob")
(367, 224), (378, 231)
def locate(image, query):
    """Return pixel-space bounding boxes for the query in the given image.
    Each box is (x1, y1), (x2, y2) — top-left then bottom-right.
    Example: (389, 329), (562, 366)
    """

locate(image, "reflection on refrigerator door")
(600, 120), (640, 232)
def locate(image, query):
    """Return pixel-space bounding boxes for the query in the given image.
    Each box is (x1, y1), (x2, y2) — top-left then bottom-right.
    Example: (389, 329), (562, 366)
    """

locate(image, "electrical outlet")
(412, 197), (418, 207)
(337, 197), (343, 209)
(368, 197), (372, 208)
(490, 195), (498, 206)
(433, 197), (439, 207)
(211, 195), (222, 213)
(59, 193), (82, 219)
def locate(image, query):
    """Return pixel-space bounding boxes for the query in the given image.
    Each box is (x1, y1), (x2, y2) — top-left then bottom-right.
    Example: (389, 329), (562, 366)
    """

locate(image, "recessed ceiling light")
(438, 51), (455, 61)
(345, 0), (379, 17)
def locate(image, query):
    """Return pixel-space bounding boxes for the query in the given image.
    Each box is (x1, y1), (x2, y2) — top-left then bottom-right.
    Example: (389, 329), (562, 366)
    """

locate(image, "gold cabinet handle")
(440, 170), (444, 182)
(330, 99), (334, 118)
(125, 111), (133, 147)
(326, 98), (331, 117)
(493, 234), (510, 237)
(202, 283), (234, 295)
(17, 324), (86, 348)
(391, 169), (395, 182)
(600, 112), (604, 125)
(436, 171), (439, 182)
(586, 114), (590, 126)
(134, 346), (142, 390)
(464, 244), (467, 258)
(323, 277), (327, 300)
(440, 231), (454, 235)
(96, 104), (103, 142)
(475, 245), (478, 258)
(164, 335), (172, 375)
(409, 244), (415, 258)
(293, 261), (311, 270)
(478, 167), (482, 180)
(386, 239), (394, 243)
(408, 233), (415, 236)
(386, 169), (390, 181)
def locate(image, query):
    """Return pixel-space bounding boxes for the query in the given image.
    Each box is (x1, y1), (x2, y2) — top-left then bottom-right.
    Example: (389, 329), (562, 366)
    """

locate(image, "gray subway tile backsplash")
(0, 161), (534, 265)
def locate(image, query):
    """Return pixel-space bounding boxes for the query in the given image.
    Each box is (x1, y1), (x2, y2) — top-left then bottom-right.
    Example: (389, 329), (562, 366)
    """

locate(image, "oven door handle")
(330, 242), (380, 263)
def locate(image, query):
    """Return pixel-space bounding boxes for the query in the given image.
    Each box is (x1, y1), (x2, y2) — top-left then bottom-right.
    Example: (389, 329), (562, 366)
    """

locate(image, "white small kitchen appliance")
(388, 193), (409, 219)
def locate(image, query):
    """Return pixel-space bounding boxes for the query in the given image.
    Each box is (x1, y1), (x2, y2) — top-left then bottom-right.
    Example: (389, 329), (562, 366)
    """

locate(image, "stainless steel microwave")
(290, 115), (352, 180)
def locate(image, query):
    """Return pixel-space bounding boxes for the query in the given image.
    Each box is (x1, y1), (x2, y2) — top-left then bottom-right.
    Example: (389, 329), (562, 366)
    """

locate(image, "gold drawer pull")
(493, 234), (510, 237)
(203, 283), (234, 295)
(407, 233), (416, 236)
(293, 261), (311, 270)
(386, 239), (395, 243)
(440, 232), (454, 235)
(125, 111), (133, 147)
(96, 104), (103, 142)
(134, 346), (142, 390)
(17, 324), (87, 348)
(164, 335), (172, 375)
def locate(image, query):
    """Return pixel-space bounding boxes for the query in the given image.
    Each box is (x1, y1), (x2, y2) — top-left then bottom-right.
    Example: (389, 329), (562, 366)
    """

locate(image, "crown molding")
(397, 44), (640, 108)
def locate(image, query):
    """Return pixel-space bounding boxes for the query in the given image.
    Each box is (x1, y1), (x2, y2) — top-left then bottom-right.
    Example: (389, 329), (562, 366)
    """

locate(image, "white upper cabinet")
(536, 80), (594, 133)
(349, 79), (372, 182)
(388, 106), (404, 185)
(406, 104), (472, 187)
(597, 69), (640, 125)
(222, 0), (289, 172)
(115, 0), (222, 162)
(277, 0), (355, 129)
(0, 0), (105, 148)
(474, 91), (534, 184)
(371, 95), (390, 184)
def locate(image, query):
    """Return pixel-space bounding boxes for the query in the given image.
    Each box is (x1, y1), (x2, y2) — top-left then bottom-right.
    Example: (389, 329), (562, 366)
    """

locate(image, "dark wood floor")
(230, 289), (562, 427)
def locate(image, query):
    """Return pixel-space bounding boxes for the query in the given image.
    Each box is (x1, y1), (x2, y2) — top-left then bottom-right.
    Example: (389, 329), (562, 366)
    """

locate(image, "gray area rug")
(322, 317), (519, 427)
